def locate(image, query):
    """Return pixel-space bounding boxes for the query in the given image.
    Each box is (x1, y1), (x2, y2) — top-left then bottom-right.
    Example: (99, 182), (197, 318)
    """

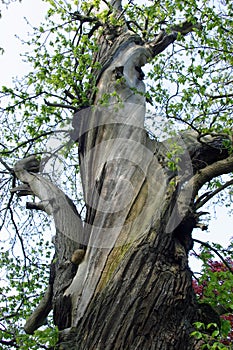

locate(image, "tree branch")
(111, 0), (123, 12)
(197, 132), (231, 144)
(64, 89), (77, 100)
(9, 207), (28, 264)
(26, 201), (48, 211)
(13, 155), (83, 241)
(24, 285), (52, 334)
(71, 11), (101, 24)
(0, 157), (13, 173)
(0, 131), (55, 155)
(145, 30), (177, 57)
(44, 99), (78, 112)
(171, 20), (203, 35)
(0, 339), (19, 349)
(146, 19), (203, 58)
(206, 93), (233, 100)
(1, 91), (44, 112)
(191, 155), (233, 200)
(193, 238), (233, 275)
(176, 154), (233, 221)
(195, 178), (233, 209)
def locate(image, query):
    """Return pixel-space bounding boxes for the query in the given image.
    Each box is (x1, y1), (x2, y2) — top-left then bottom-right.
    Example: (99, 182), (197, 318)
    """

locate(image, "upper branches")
(177, 141), (233, 215)
(191, 155), (233, 200)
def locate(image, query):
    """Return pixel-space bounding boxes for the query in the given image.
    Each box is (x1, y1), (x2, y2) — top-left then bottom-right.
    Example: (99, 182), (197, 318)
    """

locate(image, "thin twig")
(0, 131), (55, 156)
(193, 238), (233, 274)
(0, 158), (14, 173)
(195, 179), (233, 209)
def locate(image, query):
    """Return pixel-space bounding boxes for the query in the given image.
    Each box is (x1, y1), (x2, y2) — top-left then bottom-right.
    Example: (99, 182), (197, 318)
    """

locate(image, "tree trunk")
(59, 184), (199, 350)
(13, 7), (233, 349)
(57, 24), (231, 347)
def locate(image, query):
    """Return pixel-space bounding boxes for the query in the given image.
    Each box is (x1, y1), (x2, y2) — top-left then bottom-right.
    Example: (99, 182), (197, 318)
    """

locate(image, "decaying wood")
(13, 156), (84, 333)
(12, 2), (233, 348)
(66, 26), (232, 336)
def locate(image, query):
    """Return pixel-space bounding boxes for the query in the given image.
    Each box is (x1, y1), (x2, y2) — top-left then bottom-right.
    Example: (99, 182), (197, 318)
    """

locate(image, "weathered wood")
(12, 5), (232, 348)
(66, 28), (175, 326)
(59, 23), (231, 349)
(24, 285), (53, 335)
(13, 156), (84, 332)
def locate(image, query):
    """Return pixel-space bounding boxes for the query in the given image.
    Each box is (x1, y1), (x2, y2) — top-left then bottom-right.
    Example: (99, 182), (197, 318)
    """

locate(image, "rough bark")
(12, 156), (84, 332)
(12, 5), (233, 350)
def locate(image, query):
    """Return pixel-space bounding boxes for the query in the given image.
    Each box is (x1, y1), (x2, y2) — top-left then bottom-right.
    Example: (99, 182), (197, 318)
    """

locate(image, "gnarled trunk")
(13, 8), (233, 349)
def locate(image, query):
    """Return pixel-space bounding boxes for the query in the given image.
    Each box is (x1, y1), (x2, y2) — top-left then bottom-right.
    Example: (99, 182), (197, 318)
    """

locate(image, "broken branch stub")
(13, 155), (83, 244)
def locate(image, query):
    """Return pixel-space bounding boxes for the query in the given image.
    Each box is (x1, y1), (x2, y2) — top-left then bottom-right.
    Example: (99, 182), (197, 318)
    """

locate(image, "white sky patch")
(0, 0), (49, 86)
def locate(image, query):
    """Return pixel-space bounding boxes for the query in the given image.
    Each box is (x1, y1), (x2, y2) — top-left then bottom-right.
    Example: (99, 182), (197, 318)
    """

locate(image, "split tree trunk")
(58, 22), (231, 350)
(13, 6), (233, 349)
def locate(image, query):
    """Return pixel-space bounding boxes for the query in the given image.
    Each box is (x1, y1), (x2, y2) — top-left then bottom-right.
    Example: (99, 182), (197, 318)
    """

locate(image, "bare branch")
(13, 156), (83, 240)
(145, 19), (203, 59)
(111, 0), (123, 12)
(0, 131), (55, 156)
(145, 30), (177, 57)
(44, 99), (78, 112)
(11, 184), (34, 197)
(171, 20), (203, 35)
(24, 285), (52, 334)
(26, 201), (48, 212)
(64, 89), (77, 100)
(9, 207), (27, 262)
(194, 191), (212, 206)
(0, 157), (13, 173)
(197, 132), (231, 144)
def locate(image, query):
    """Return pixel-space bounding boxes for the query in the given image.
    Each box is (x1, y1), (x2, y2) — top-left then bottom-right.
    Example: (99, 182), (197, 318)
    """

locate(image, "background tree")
(0, 0), (233, 349)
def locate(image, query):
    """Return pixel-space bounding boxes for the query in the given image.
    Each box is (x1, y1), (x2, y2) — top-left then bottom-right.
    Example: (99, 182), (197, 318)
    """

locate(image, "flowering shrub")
(192, 248), (233, 346)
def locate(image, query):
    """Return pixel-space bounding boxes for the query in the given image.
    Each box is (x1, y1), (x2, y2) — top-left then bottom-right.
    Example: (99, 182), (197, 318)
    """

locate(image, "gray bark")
(12, 9), (233, 349)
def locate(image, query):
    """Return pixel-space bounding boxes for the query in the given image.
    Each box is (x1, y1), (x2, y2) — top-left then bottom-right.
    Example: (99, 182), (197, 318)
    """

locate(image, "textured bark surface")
(57, 25), (231, 348)
(58, 194), (199, 350)
(12, 4), (233, 349)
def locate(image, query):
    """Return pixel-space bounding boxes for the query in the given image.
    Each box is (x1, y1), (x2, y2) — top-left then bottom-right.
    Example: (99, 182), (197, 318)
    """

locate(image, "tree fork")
(11, 4), (233, 349)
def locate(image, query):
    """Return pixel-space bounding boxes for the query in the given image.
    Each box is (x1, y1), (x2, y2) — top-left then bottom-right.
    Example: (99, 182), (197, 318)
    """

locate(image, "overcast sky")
(0, 0), (232, 270)
(0, 0), (49, 85)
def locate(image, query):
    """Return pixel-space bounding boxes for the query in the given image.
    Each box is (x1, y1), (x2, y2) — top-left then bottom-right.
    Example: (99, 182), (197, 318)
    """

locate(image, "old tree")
(0, 0), (233, 349)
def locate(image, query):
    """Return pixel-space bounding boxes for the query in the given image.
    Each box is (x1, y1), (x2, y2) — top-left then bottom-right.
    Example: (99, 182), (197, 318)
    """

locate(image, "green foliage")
(0, 0), (233, 348)
(191, 322), (231, 349)
(15, 327), (59, 349)
(0, 218), (55, 349)
(1, 0), (233, 152)
(192, 243), (233, 347)
(165, 138), (183, 171)
(146, 0), (233, 135)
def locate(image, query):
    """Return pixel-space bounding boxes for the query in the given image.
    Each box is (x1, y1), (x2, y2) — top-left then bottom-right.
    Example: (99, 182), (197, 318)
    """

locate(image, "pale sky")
(0, 0), (49, 86)
(0, 0), (232, 270)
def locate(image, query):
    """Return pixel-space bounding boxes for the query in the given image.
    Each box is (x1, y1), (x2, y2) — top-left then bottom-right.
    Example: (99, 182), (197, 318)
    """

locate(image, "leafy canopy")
(0, 0), (232, 348)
